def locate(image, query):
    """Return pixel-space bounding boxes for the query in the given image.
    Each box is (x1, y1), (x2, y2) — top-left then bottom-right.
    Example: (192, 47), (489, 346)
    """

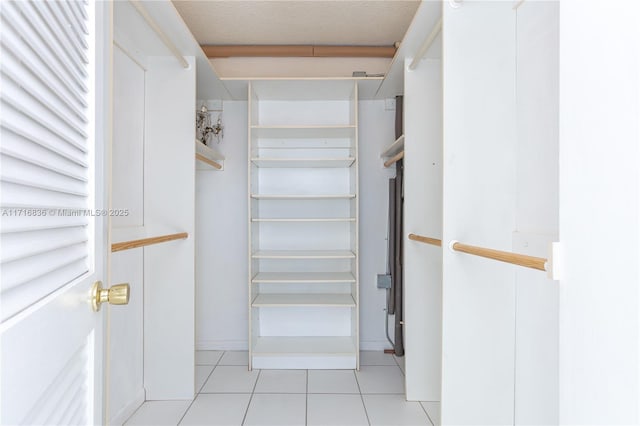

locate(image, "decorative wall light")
(196, 104), (224, 146)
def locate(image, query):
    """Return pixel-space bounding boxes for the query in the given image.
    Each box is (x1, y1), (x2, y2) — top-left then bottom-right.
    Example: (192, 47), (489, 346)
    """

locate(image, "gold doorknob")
(91, 281), (130, 312)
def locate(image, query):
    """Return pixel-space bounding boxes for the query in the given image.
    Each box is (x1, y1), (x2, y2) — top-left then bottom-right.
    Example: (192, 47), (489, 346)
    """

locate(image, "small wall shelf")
(380, 134), (405, 159)
(251, 293), (356, 308)
(195, 140), (225, 170)
(250, 194), (356, 200)
(251, 158), (355, 168)
(252, 336), (356, 357)
(251, 250), (356, 259)
(252, 272), (356, 283)
(251, 125), (356, 139)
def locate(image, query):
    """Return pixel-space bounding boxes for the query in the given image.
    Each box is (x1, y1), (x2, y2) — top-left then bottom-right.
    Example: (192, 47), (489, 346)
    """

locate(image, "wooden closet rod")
(450, 241), (547, 271)
(201, 45), (397, 58)
(112, 232), (189, 253)
(384, 151), (404, 168)
(409, 17), (442, 70)
(129, 0), (189, 69)
(408, 233), (442, 247)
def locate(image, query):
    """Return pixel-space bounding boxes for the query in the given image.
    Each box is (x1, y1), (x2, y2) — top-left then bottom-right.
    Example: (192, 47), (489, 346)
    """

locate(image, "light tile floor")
(124, 351), (440, 426)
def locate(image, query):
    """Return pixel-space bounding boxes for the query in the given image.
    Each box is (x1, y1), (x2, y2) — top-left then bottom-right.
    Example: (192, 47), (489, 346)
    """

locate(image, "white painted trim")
(196, 340), (249, 351)
(109, 388), (145, 426)
(359, 340), (392, 351)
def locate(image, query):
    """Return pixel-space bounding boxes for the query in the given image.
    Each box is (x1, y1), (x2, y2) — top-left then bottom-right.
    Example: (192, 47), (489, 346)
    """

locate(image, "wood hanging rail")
(384, 151), (404, 168)
(408, 233), (442, 247)
(201, 45), (397, 58)
(196, 153), (222, 170)
(112, 232), (189, 253)
(450, 241), (547, 271)
(129, 0), (189, 69)
(409, 17), (443, 70)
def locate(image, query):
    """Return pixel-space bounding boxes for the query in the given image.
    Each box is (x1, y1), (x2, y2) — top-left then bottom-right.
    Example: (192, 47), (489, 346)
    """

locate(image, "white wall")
(195, 101), (249, 350)
(558, 0), (640, 423)
(441, 2), (517, 424)
(514, 2), (559, 424)
(195, 99), (394, 351)
(403, 58), (442, 402)
(108, 46), (145, 423)
(143, 56), (196, 400)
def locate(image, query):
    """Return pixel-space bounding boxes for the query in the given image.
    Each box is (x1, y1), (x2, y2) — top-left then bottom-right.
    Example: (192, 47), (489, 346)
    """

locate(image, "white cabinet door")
(0, 1), (111, 424)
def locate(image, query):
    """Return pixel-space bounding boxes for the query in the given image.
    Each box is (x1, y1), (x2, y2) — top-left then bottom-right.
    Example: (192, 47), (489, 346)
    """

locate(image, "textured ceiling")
(172, 1), (421, 46)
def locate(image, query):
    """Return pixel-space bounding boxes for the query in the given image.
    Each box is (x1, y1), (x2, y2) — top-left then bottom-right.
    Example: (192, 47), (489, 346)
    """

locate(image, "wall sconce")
(196, 104), (224, 146)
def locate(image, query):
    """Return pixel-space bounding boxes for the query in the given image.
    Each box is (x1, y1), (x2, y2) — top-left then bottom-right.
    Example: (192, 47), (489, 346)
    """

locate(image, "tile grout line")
(419, 402), (435, 426)
(353, 369), (372, 426)
(241, 368), (261, 425)
(305, 370), (309, 426)
(177, 350), (226, 425)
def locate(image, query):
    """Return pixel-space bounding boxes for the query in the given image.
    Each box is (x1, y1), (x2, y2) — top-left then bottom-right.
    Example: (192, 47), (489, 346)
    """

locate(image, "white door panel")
(0, 0), (111, 424)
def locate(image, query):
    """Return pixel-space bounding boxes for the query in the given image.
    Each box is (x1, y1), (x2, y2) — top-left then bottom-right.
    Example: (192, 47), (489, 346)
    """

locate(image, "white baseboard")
(360, 340), (393, 351)
(196, 339), (391, 351)
(109, 388), (145, 426)
(196, 339), (248, 351)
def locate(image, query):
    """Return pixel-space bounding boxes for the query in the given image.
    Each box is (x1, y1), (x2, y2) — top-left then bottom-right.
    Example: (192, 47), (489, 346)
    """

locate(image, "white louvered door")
(0, 0), (110, 424)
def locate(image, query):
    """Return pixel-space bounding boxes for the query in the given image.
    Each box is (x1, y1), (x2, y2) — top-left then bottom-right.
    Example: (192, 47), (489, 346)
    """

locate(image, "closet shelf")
(380, 134), (405, 158)
(251, 218), (356, 222)
(252, 336), (356, 356)
(252, 293), (356, 307)
(252, 250), (356, 259)
(112, 232), (188, 252)
(251, 158), (355, 168)
(252, 272), (356, 283)
(251, 125), (356, 139)
(195, 140), (225, 170)
(251, 194), (356, 200)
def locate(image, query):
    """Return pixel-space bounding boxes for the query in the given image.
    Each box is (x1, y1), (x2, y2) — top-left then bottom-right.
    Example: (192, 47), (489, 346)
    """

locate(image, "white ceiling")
(172, 1), (421, 46)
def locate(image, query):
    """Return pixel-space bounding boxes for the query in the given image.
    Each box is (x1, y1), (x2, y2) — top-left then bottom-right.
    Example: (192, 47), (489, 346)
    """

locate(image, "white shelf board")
(251, 158), (355, 168)
(251, 194), (356, 200)
(252, 293), (355, 307)
(252, 336), (356, 356)
(380, 135), (405, 158)
(252, 272), (356, 283)
(251, 218), (355, 223)
(252, 250), (356, 259)
(251, 125), (356, 139)
(195, 139), (225, 161)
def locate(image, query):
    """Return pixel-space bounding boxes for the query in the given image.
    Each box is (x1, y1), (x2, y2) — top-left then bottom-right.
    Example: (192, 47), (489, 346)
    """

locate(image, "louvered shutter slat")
(0, 0), (91, 321)
(2, 48), (88, 136)
(2, 3), (87, 93)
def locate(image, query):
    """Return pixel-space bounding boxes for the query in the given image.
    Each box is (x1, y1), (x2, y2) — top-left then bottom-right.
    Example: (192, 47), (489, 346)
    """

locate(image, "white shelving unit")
(248, 80), (359, 370)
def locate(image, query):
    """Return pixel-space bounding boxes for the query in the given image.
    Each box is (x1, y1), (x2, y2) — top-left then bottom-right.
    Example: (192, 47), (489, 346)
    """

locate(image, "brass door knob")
(91, 281), (130, 312)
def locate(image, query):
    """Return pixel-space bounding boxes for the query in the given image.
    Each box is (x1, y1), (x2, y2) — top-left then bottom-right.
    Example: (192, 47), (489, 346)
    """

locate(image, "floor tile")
(420, 401), (440, 426)
(218, 350), (249, 366)
(201, 366), (259, 393)
(124, 400), (191, 426)
(307, 370), (359, 394)
(355, 366), (404, 394)
(360, 351), (398, 366)
(363, 394), (431, 426)
(307, 394), (369, 426)
(195, 365), (214, 392)
(195, 350), (223, 366)
(254, 369), (307, 394)
(243, 394), (306, 426)
(394, 355), (406, 374)
(179, 393), (251, 426)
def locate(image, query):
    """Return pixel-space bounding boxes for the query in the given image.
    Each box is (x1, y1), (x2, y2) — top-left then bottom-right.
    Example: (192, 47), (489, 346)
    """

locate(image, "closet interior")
(104, 1), (640, 425)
